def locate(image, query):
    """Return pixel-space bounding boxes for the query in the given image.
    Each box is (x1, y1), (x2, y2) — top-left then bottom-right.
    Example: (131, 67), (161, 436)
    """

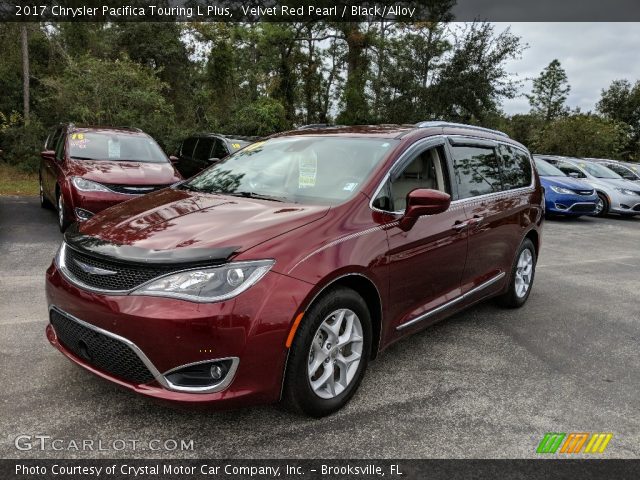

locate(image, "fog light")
(74, 208), (94, 221)
(210, 365), (224, 380)
(164, 359), (234, 389)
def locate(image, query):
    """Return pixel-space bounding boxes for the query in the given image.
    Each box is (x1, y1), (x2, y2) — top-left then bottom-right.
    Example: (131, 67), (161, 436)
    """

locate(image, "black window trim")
(371, 135), (455, 215)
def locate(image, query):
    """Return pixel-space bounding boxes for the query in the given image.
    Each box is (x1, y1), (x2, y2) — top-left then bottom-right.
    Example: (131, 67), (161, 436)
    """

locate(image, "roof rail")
(415, 121), (509, 138)
(296, 123), (345, 130)
(115, 126), (143, 132)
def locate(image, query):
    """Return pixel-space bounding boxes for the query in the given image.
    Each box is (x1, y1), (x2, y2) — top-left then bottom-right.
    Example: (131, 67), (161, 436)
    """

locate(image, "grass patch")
(0, 162), (38, 196)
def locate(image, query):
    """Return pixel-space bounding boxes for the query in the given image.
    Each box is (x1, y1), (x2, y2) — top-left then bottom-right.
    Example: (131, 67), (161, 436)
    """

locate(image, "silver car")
(538, 156), (640, 217)
(587, 158), (640, 184)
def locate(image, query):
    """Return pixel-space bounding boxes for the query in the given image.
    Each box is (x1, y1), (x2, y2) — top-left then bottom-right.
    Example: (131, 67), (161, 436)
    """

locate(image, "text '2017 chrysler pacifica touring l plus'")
(45, 122), (543, 417)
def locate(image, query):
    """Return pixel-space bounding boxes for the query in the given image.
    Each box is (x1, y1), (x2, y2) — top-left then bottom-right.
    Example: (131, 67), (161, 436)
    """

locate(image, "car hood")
(69, 160), (181, 185)
(71, 188), (330, 262)
(586, 177), (640, 191)
(540, 176), (593, 191)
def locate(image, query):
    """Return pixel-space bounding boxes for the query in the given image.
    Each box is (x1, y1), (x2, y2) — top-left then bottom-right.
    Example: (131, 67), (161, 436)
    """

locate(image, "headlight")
(549, 185), (574, 194)
(71, 177), (110, 193)
(615, 187), (637, 196)
(131, 260), (275, 302)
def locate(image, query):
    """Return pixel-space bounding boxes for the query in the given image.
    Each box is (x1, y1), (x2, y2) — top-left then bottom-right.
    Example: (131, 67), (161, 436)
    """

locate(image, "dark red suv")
(39, 125), (182, 231)
(45, 122), (543, 417)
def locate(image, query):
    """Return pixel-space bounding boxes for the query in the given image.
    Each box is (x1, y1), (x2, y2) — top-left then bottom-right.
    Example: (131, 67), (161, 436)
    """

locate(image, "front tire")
(498, 238), (537, 309)
(57, 192), (71, 232)
(595, 193), (609, 217)
(282, 287), (372, 417)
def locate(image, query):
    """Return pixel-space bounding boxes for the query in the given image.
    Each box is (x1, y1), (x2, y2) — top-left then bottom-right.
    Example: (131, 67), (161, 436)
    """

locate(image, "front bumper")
(45, 262), (313, 407)
(544, 192), (598, 215)
(608, 191), (640, 214)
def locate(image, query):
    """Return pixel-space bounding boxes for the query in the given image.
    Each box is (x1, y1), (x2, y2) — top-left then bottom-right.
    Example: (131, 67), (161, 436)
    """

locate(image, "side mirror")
(169, 155), (179, 165)
(399, 189), (451, 231)
(41, 150), (55, 161)
(567, 172), (580, 178)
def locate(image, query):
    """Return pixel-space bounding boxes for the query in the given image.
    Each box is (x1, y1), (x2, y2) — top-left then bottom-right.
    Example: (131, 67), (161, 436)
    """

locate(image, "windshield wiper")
(69, 156), (96, 160)
(228, 191), (285, 202)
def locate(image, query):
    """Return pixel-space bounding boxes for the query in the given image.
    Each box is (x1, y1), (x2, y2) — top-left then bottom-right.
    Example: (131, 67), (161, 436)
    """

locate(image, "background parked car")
(533, 157), (598, 217)
(588, 158), (640, 184)
(539, 156), (640, 217)
(174, 133), (258, 178)
(40, 124), (182, 231)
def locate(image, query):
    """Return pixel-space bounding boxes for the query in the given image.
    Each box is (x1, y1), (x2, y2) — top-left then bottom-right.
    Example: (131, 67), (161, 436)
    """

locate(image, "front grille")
(50, 309), (155, 384)
(65, 247), (177, 291)
(576, 189), (595, 196)
(633, 204), (640, 212)
(570, 203), (596, 213)
(103, 184), (169, 195)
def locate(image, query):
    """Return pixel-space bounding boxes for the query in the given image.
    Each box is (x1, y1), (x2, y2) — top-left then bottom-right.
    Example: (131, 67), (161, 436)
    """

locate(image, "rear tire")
(39, 176), (52, 209)
(498, 238), (537, 309)
(595, 193), (609, 217)
(282, 287), (372, 417)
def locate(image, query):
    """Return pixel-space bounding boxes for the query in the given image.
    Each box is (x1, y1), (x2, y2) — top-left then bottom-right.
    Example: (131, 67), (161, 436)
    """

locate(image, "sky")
(496, 23), (640, 115)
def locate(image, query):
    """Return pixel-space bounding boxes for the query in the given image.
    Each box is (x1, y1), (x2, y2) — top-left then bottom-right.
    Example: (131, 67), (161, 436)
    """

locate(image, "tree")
(21, 25), (30, 123)
(40, 56), (174, 145)
(527, 59), (570, 121)
(531, 114), (629, 158)
(597, 79), (640, 159)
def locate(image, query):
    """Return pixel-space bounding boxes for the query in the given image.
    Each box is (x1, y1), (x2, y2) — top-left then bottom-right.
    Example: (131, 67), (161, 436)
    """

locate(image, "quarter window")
(380, 146), (450, 212)
(498, 144), (532, 189)
(451, 145), (502, 199)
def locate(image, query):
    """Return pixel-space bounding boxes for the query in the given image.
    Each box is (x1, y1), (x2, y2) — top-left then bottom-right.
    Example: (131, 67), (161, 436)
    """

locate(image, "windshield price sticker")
(298, 156), (317, 188)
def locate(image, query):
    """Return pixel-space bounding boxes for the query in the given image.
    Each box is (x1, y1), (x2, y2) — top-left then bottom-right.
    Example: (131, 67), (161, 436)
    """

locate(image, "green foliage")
(226, 97), (289, 136)
(597, 79), (640, 159)
(40, 55), (175, 147)
(527, 59), (570, 121)
(0, 118), (47, 173)
(530, 114), (629, 158)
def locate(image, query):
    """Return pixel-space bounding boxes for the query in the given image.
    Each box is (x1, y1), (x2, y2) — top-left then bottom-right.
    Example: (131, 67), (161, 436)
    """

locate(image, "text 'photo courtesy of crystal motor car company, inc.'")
(44, 121), (544, 417)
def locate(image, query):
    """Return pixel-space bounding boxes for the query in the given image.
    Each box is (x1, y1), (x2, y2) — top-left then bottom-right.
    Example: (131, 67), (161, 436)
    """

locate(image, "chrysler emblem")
(73, 260), (117, 276)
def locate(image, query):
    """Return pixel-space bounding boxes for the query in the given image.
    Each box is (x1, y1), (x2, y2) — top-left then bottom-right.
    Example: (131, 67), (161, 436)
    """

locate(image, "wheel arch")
(300, 272), (384, 360)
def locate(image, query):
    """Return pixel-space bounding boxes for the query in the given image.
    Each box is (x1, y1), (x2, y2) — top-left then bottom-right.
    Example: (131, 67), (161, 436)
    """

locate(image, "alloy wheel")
(58, 195), (64, 228)
(514, 248), (533, 298)
(594, 197), (604, 215)
(307, 308), (363, 400)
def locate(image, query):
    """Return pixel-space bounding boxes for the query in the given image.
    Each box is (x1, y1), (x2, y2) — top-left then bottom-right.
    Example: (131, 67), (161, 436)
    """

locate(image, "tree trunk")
(21, 25), (30, 124)
(338, 23), (370, 124)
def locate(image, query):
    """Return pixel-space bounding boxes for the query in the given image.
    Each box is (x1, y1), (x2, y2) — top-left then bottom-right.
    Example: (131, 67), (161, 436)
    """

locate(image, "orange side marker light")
(285, 312), (305, 348)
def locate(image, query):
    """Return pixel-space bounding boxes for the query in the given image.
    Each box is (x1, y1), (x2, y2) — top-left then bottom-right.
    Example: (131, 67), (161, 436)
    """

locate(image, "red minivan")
(39, 125), (182, 231)
(45, 122), (543, 417)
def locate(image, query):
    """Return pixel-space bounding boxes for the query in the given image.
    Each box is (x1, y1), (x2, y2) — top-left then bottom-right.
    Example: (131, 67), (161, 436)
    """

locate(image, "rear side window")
(451, 145), (502, 199)
(193, 138), (214, 161)
(498, 144), (532, 189)
(181, 137), (197, 158)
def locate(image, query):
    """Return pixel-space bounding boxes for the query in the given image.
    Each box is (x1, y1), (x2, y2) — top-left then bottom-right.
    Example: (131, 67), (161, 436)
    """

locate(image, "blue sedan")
(534, 157), (598, 216)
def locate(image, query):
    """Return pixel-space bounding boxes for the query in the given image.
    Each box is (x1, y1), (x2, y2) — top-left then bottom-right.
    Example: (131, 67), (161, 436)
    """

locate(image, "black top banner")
(1, 0), (640, 22)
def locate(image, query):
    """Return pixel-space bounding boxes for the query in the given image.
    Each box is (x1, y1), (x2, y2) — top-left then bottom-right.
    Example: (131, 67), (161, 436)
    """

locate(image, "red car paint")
(45, 124), (543, 408)
(40, 126), (182, 226)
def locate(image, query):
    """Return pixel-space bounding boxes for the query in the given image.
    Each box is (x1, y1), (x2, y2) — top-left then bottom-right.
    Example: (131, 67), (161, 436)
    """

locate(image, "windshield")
(181, 136), (398, 205)
(580, 161), (622, 179)
(68, 132), (168, 163)
(535, 159), (566, 177)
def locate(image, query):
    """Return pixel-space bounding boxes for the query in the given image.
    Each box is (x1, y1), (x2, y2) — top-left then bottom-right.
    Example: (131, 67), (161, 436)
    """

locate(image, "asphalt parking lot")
(1, 195), (639, 459)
